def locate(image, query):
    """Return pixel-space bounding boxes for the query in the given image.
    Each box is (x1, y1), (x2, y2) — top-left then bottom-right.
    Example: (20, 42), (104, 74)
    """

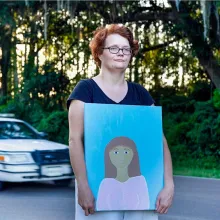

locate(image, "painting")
(84, 103), (164, 211)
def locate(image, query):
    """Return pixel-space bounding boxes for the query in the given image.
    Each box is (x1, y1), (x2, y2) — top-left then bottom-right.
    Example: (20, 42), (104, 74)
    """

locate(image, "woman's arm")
(156, 134), (174, 214)
(163, 135), (174, 189)
(68, 100), (95, 216)
(151, 103), (174, 213)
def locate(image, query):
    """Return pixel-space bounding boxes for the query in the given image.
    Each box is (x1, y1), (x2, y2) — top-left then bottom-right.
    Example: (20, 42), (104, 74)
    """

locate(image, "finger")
(156, 197), (160, 210)
(89, 203), (95, 214)
(78, 201), (83, 208)
(162, 207), (168, 214)
(157, 207), (163, 214)
(89, 208), (95, 214)
(164, 208), (169, 214)
(88, 206), (94, 214)
(157, 204), (165, 214)
(85, 208), (89, 216)
(159, 206), (168, 214)
(156, 200), (161, 212)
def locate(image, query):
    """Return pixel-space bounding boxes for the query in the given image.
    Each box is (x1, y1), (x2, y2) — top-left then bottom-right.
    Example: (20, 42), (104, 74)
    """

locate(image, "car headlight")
(0, 153), (34, 164)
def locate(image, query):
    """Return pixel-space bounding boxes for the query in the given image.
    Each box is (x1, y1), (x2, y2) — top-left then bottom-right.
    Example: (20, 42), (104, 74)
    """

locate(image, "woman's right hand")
(78, 182), (95, 216)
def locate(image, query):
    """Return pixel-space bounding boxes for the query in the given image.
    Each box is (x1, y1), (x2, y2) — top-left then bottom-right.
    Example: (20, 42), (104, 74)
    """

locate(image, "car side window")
(0, 122), (37, 139)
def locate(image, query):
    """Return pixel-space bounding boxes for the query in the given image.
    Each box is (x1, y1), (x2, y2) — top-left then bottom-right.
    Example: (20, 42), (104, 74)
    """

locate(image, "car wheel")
(54, 179), (72, 187)
(0, 181), (5, 191)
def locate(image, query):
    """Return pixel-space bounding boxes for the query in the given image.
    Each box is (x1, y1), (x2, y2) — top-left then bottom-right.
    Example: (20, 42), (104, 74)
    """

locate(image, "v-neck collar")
(90, 79), (129, 104)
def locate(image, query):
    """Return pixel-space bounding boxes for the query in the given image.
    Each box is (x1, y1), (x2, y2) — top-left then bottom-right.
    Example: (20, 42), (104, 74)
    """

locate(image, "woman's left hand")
(156, 185), (174, 214)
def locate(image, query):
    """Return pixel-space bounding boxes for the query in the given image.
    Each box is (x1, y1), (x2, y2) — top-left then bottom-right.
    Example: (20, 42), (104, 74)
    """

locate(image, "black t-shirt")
(67, 79), (155, 109)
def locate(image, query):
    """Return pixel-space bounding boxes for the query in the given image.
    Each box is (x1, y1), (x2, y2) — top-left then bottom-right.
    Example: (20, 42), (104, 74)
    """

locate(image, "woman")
(67, 24), (174, 220)
(96, 136), (150, 211)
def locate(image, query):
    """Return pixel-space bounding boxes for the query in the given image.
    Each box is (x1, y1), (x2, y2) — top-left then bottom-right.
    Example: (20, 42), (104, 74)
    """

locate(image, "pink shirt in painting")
(96, 175), (150, 211)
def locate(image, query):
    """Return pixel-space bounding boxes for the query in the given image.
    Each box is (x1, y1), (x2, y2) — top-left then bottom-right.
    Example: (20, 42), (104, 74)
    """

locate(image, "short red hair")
(89, 24), (139, 68)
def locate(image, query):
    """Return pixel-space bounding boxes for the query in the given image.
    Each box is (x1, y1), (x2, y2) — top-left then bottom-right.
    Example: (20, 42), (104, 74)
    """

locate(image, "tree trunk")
(169, 1), (220, 89)
(12, 36), (19, 93)
(0, 24), (12, 100)
(23, 19), (37, 80)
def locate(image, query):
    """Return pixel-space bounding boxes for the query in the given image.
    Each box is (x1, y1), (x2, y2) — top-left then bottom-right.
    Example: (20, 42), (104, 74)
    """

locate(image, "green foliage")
(213, 89), (220, 110)
(23, 62), (70, 112)
(37, 111), (69, 145)
(187, 101), (220, 156)
(0, 1), (220, 175)
(0, 94), (46, 126)
(188, 81), (212, 101)
(163, 87), (220, 169)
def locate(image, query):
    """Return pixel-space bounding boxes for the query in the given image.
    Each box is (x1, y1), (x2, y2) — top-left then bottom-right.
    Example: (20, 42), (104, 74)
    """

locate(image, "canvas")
(84, 103), (164, 212)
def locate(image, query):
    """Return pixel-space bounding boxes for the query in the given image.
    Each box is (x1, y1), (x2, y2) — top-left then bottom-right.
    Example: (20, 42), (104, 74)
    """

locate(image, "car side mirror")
(38, 132), (48, 139)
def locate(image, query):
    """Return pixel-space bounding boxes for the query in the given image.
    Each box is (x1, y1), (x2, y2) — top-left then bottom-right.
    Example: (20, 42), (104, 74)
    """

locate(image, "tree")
(0, 0), (219, 110)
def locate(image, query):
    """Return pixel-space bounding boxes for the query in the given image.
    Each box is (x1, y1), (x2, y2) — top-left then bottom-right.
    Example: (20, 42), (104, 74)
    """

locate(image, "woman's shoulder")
(77, 78), (93, 87)
(67, 79), (94, 109)
(128, 82), (155, 105)
(128, 81), (148, 92)
(72, 78), (95, 94)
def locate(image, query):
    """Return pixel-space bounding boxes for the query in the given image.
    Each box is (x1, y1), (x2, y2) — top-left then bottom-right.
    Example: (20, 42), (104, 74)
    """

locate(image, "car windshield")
(0, 121), (38, 139)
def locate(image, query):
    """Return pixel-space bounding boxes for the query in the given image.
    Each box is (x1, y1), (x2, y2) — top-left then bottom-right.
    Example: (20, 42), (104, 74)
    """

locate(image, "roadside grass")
(171, 153), (220, 179)
(173, 166), (220, 179)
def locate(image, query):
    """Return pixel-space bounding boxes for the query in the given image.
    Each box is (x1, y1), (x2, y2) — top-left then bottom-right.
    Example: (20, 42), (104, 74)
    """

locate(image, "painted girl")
(96, 136), (150, 211)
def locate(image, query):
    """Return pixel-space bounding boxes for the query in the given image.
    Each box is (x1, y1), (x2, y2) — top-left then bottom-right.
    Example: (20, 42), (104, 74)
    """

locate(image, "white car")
(0, 115), (74, 190)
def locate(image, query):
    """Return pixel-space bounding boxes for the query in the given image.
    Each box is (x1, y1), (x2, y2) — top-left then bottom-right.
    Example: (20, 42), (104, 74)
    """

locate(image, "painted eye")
(124, 151), (129, 154)
(114, 151), (119, 154)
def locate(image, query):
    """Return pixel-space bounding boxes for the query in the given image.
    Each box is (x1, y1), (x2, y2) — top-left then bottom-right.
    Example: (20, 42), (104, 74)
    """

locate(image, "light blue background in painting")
(84, 103), (164, 210)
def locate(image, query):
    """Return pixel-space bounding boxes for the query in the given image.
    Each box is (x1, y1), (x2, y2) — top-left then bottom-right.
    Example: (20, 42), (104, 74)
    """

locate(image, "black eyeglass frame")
(102, 47), (132, 55)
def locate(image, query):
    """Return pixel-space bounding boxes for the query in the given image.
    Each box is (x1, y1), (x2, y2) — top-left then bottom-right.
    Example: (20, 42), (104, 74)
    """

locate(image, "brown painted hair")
(89, 24), (139, 68)
(104, 136), (141, 178)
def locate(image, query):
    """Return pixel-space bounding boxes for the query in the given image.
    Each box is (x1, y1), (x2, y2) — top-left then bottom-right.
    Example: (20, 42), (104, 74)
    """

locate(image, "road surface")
(0, 176), (219, 220)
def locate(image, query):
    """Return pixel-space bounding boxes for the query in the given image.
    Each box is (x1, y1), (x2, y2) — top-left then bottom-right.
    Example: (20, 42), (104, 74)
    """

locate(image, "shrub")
(37, 111), (69, 145)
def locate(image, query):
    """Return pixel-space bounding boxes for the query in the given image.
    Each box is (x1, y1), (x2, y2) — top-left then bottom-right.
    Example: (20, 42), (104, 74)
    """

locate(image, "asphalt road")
(0, 176), (219, 220)
(159, 176), (220, 220)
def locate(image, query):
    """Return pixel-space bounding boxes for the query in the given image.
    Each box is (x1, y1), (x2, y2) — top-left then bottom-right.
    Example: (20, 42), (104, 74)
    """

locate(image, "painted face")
(99, 34), (132, 71)
(109, 146), (134, 169)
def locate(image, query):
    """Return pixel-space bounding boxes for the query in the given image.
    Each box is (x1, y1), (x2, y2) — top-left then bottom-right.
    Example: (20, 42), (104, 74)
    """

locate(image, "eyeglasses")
(102, 46), (132, 55)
